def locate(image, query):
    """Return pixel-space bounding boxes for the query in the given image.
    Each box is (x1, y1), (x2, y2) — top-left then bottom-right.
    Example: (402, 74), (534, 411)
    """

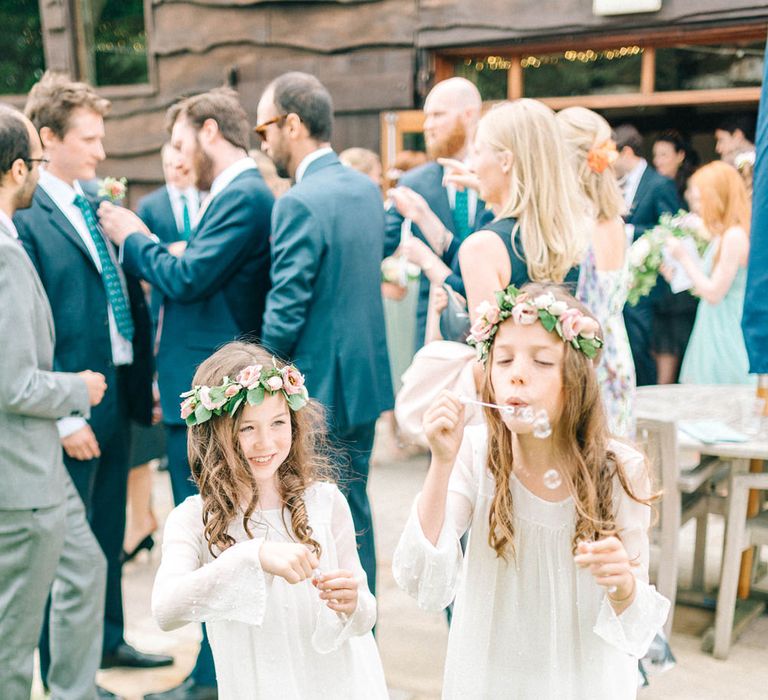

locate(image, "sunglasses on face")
(253, 114), (288, 142)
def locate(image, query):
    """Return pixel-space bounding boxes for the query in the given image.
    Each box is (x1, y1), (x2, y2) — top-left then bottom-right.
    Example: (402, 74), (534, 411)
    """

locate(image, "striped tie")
(73, 194), (134, 342)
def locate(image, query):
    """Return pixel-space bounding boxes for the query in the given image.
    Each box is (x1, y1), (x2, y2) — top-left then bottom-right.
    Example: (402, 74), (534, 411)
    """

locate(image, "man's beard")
(194, 139), (215, 191)
(269, 137), (292, 179)
(14, 173), (37, 210)
(426, 119), (468, 161)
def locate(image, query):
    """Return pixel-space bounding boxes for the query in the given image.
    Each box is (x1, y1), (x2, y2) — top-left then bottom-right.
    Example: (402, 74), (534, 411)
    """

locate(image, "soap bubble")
(533, 409), (552, 439)
(543, 468), (562, 490)
(520, 406), (535, 423)
(501, 405), (517, 417)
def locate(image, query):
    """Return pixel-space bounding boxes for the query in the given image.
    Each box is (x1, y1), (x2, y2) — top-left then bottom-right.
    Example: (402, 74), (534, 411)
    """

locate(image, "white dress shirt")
(38, 169), (133, 438)
(167, 184), (200, 234)
(621, 158), (647, 209)
(295, 146), (334, 184)
(0, 209), (19, 239)
(195, 157), (257, 226)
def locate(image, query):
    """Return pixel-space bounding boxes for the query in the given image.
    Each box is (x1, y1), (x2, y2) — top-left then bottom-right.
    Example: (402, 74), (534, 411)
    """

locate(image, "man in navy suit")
(385, 77), (493, 350)
(100, 87), (273, 700)
(614, 124), (682, 386)
(14, 72), (167, 691)
(136, 143), (200, 326)
(255, 72), (393, 595)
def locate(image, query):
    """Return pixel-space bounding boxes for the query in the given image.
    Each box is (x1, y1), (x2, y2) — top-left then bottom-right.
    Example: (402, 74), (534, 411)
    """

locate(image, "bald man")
(384, 77), (493, 350)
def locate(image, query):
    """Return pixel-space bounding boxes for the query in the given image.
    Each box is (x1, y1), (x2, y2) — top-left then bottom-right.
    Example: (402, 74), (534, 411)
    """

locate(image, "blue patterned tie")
(452, 188), (471, 241)
(73, 194), (134, 342)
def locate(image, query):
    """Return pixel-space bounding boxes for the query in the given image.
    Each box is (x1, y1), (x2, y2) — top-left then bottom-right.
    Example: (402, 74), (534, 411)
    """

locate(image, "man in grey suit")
(0, 108), (109, 700)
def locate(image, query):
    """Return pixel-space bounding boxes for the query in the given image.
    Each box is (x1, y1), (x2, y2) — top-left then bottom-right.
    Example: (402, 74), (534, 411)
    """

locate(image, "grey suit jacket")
(0, 220), (90, 509)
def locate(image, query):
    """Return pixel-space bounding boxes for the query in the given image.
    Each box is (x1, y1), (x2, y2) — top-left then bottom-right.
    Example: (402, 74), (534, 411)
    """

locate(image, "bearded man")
(384, 77), (493, 350)
(98, 87), (274, 700)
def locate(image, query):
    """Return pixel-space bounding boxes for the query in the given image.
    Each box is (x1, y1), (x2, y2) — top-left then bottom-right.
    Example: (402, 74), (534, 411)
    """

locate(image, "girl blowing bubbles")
(393, 284), (670, 699)
(152, 342), (387, 700)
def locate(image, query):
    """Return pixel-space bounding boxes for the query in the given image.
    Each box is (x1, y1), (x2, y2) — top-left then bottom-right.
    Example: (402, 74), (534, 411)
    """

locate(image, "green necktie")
(180, 193), (192, 240)
(452, 188), (471, 241)
(73, 194), (134, 342)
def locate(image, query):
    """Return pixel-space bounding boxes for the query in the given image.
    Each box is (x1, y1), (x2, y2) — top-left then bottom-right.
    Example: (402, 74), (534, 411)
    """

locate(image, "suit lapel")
(630, 168), (653, 218)
(429, 165), (455, 233)
(36, 188), (99, 272)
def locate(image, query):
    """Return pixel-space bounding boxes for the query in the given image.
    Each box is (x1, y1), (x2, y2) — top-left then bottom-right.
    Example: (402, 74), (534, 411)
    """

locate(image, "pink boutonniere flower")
(98, 176), (127, 203)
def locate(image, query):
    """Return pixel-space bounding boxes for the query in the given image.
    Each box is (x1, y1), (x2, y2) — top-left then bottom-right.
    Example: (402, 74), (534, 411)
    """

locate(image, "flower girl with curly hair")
(152, 341), (387, 699)
(394, 284), (670, 699)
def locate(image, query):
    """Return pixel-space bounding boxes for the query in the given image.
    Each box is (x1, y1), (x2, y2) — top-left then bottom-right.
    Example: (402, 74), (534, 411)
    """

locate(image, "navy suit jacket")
(14, 187), (154, 435)
(136, 186), (184, 327)
(261, 152), (393, 430)
(120, 167), (274, 425)
(137, 186), (180, 245)
(626, 166), (681, 239)
(384, 161), (493, 348)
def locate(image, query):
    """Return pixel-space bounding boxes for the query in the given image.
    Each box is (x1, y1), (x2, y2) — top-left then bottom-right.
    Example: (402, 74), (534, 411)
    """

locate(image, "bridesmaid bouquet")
(627, 210), (707, 306)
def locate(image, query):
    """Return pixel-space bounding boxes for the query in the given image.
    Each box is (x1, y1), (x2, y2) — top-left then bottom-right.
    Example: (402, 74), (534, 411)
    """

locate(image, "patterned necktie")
(180, 193), (192, 240)
(452, 188), (471, 241)
(73, 194), (134, 342)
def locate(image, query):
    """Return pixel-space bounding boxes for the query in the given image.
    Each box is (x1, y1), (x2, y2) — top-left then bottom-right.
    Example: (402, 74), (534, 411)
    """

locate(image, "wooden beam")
(640, 46), (655, 96)
(536, 87), (761, 111)
(508, 58), (523, 100)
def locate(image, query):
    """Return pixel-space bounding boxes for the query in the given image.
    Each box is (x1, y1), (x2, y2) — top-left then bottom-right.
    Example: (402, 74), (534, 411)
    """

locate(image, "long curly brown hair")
(186, 341), (334, 557)
(482, 283), (656, 560)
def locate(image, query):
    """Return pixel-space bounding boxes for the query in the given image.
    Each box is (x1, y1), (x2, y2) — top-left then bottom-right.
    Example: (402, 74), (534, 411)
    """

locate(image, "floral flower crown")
(586, 139), (618, 174)
(467, 286), (603, 364)
(180, 361), (309, 426)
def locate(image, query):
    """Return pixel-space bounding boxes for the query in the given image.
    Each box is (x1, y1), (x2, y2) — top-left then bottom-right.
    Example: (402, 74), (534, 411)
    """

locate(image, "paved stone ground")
(33, 424), (768, 699)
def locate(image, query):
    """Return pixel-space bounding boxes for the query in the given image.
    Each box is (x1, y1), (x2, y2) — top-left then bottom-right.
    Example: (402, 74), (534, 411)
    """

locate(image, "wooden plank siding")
(86, 0), (766, 198)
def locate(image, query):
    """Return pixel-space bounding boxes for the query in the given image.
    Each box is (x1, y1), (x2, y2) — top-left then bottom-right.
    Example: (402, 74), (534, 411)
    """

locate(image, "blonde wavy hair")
(555, 106), (626, 222)
(187, 342), (334, 557)
(481, 284), (655, 560)
(690, 160), (751, 239)
(476, 99), (589, 282)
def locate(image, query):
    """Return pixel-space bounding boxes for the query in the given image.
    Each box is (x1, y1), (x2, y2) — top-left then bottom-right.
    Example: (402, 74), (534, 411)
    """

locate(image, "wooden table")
(636, 384), (768, 651)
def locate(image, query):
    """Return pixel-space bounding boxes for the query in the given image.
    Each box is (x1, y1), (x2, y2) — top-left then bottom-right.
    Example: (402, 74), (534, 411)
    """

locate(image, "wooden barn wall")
(102, 0), (416, 194)
(95, 0), (765, 196)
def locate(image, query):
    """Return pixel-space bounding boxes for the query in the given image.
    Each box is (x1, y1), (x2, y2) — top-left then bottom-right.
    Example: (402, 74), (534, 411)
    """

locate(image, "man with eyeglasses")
(0, 106), (110, 700)
(14, 71), (165, 696)
(98, 87), (274, 700)
(255, 72), (392, 598)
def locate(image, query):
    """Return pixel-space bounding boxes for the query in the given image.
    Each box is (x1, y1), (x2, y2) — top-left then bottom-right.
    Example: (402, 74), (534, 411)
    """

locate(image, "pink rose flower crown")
(467, 285), (603, 364)
(179, 360), (309, 426)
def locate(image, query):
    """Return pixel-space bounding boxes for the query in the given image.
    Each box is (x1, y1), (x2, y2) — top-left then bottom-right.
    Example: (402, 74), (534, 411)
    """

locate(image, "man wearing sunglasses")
(255, 72), (392, 598)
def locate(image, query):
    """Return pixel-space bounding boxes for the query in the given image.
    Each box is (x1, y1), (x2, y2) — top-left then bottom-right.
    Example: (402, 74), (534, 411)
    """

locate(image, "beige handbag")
(394, 340), (484, 448)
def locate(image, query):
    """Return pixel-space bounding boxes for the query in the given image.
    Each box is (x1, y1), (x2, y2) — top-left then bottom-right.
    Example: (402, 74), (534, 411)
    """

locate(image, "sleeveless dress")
(577, 238), (636, 437)
(679, 238), (754, 385)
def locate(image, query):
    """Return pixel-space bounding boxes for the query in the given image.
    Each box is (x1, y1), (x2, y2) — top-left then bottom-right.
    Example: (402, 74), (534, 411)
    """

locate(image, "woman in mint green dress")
(664, 161), (753, 385)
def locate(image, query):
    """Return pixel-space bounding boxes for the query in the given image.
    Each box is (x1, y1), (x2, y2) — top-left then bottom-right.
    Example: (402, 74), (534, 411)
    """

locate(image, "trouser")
(330, 421), (378, 596)
(40, 416), (129, 682)
(0, 499), (65, 700)
(623, 296), (657, 386)
(165, 423), (217, 687)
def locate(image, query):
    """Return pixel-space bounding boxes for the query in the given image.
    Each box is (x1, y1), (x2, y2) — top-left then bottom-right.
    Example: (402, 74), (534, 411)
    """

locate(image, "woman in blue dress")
(665, 161), (753, 385)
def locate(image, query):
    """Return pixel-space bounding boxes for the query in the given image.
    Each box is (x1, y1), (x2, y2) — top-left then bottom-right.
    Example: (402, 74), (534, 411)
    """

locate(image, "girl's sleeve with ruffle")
(151, 499), (271, 631)
(311, 486), (377, 653)
(392, 432), (476, 611)
(593, 446), (671, 657)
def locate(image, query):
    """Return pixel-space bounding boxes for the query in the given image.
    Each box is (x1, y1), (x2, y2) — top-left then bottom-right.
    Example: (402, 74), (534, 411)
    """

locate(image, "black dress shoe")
(144, 677), (217, 700)
(101, 642), (174, 669)
(97, 687), (125, 699)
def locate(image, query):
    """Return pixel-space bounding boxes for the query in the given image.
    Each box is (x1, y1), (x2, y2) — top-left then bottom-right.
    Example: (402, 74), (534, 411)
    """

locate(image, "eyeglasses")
(24, 157), (50, 168)
(253, 114), (288, 142)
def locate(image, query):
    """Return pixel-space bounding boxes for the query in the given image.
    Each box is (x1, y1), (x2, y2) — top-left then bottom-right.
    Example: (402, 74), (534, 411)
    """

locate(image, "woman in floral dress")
(557, 107), (636, 437)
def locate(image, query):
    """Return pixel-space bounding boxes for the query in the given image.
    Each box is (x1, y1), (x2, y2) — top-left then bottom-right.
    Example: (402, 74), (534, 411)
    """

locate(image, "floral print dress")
(577, 240), (636, 438)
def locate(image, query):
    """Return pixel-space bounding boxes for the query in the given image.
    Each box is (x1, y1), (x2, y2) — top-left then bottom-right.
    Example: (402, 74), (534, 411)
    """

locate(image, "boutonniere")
(98, 176), (127, 203)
